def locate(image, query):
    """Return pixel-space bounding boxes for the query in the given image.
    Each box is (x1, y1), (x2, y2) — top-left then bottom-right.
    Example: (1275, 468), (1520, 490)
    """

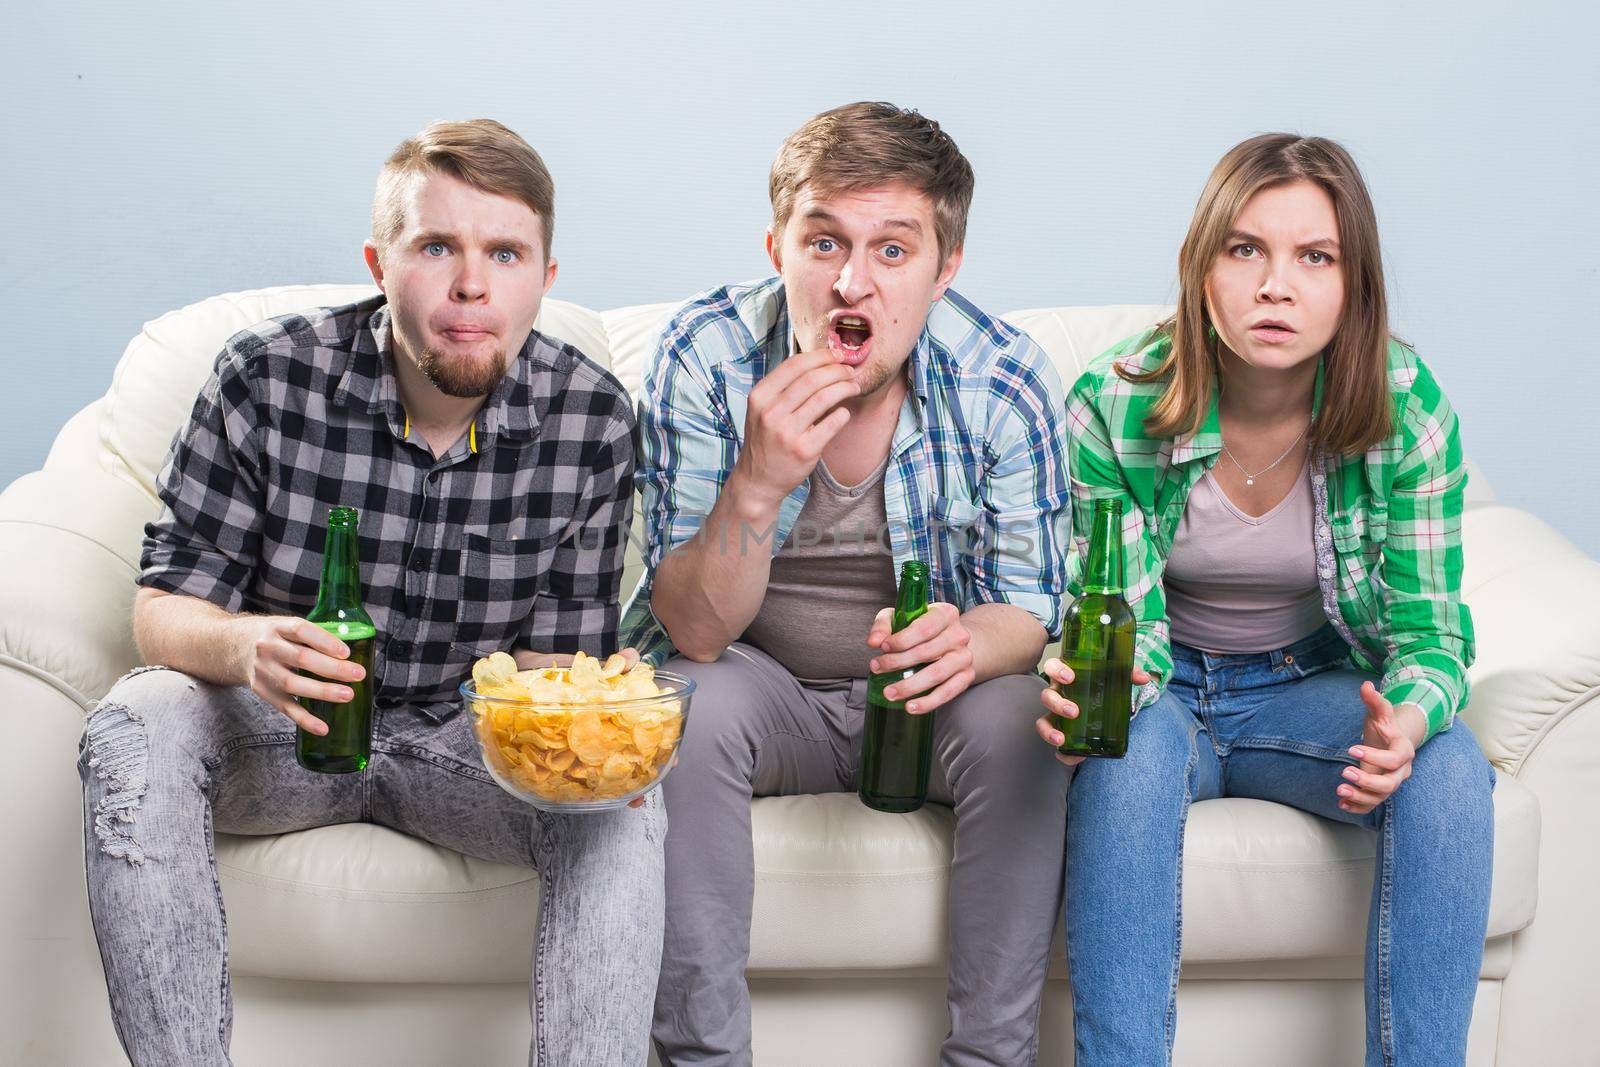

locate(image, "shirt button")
(409, 554), (426, 573)
(1319, 565), (1333, 578)
(428, 470), (441, 484)
(391, 640), (411, 658)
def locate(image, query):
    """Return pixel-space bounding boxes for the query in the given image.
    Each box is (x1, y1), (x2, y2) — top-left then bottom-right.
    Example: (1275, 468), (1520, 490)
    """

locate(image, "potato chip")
(565, 710), (610, 766)
(632, 722), (664, 758)
(472, 651), (518, 692)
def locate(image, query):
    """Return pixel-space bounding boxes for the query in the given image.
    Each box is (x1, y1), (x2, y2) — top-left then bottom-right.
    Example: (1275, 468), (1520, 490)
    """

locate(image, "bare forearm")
(132, 587), (250, 686)
(651, 470), (780, 662)
(1395, 703), (1429, 749)
(963, 602), (1049, 683)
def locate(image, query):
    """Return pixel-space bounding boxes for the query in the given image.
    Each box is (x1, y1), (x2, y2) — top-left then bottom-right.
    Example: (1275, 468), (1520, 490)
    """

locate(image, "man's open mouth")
(834, 315), (871, 351)
(828, 314), (874, 365)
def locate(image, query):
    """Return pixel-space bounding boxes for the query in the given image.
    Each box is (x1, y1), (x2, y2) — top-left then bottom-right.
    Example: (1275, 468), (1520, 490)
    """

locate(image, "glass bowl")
(460, 671), (693, 813)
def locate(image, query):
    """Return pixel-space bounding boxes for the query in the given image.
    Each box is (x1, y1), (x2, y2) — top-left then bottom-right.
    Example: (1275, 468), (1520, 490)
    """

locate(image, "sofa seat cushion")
(218, 772), (1536, 984)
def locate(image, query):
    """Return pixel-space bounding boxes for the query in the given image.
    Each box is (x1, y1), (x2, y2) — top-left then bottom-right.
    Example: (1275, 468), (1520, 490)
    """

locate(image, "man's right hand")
(232, 616), (364, 735)
(729, 348), (859, 511)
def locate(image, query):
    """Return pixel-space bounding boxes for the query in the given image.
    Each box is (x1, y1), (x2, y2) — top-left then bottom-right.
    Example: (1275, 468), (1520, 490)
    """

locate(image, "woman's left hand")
(1339, 683), (1428, 815)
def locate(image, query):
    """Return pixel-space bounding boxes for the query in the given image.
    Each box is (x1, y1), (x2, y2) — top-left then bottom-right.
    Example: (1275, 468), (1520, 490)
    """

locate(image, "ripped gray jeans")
(78, 666), (665, 1067)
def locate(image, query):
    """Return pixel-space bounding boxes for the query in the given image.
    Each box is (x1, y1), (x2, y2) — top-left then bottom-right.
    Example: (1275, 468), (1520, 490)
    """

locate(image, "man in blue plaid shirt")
(627, 102), (1073, 1066)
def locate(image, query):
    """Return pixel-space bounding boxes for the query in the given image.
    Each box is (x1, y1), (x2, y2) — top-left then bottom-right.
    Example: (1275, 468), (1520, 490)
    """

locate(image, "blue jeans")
(1064, 626), (1495, 1066)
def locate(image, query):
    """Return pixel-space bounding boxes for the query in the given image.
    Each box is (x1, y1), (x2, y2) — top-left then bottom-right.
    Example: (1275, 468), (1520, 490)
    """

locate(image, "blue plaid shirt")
(620, 276), (1071, 666)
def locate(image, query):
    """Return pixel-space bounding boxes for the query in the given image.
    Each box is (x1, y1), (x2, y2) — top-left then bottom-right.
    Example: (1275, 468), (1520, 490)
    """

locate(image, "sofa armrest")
(0, 665), (127, 1062)
(1456, 505), (1600, 775)
(0, 467), (158, 708)
(1460, 507), (1600, 1063)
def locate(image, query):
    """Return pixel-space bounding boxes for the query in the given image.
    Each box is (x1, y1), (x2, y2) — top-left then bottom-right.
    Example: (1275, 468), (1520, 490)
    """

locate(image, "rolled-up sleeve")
(139, 349), (265, 613)
(966, 344), (1072, 639)
(1378, 376), (1474, 743)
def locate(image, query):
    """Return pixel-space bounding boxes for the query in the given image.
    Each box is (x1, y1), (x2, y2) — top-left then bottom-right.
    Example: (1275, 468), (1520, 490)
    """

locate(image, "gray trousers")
(78, 666), (665, 1067)
(653, 643), (1069, 1066)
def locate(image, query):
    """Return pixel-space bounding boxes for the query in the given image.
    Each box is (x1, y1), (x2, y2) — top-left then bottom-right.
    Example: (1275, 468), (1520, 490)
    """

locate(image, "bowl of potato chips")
(462, 650), (692, 812)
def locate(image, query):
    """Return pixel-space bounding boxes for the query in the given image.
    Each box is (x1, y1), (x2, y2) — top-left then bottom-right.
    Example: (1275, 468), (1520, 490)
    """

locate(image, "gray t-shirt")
(1164, 460), (1326, 654)
(739, 457), (899, 683)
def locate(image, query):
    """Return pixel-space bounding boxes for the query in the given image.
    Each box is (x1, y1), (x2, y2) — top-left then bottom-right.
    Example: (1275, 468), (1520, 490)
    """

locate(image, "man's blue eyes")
(422, 244), (519, 263)
(812, 239), (907, 259)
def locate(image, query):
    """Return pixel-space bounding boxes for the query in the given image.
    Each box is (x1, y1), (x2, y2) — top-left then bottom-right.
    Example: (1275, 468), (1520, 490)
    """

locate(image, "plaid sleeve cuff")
(619, 580), (677, 667)
(138, 545), (249, 615)
(1382, 672), (1456, 742)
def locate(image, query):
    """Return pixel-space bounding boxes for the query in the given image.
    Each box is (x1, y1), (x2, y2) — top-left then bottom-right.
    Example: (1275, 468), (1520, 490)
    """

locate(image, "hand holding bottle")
(230, 615), (363, 736)
(866, 601), (975, 715)
(1034, 659), (1153, 767)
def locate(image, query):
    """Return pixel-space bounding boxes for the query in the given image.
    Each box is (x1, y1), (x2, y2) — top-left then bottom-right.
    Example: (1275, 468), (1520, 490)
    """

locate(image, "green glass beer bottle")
(296, 506), (376, 774)
(859, 561), (933, 813)
(1053, 498), (1136, 758)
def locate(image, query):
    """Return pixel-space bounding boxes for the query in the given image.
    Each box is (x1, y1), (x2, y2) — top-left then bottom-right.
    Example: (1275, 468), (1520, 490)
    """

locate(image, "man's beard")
(804, 324), (904, 400)
(849, 354), (902, 399)
(416, 346), (509, 398)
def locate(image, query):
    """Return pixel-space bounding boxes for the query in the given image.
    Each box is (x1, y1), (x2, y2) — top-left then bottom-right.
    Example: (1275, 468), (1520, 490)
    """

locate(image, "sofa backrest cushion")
(98, 284), (610, 497)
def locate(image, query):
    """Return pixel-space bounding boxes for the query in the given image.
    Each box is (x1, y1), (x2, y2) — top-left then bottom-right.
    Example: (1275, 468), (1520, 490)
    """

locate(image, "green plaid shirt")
(1065, 330), (1474, 742)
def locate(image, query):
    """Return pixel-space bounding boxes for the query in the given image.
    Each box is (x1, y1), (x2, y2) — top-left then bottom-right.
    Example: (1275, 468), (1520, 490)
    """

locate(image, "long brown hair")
(1126, 134), (1392, 454)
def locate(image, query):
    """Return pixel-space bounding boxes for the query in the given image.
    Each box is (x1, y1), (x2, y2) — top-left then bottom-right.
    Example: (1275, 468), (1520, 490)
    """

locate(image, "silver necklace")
(1220, 421), (1309, 486)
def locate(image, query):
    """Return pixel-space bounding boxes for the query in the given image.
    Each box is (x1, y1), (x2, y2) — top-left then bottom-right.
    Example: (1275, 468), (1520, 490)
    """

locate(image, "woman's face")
(1205, 180), (1345, 375)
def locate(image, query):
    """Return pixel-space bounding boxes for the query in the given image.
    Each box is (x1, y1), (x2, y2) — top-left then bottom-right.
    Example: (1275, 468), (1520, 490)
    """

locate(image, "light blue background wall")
(5, 1), (1597, 552)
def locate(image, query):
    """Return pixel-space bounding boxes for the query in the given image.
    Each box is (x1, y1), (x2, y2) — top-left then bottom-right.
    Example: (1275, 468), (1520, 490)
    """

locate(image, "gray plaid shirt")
(140, 296), (635, 717)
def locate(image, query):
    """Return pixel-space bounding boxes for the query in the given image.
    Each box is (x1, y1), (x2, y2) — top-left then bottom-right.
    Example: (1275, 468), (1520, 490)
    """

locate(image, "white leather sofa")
(2, 284), (1595, 1066)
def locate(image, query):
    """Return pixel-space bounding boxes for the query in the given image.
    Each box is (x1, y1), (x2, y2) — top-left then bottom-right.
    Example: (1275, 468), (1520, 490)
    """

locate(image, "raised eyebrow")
(877, 217), (924, 238)
(795, 210), (924, 239)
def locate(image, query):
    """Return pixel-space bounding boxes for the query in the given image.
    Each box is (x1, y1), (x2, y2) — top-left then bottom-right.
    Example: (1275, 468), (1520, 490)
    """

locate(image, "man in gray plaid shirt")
(77, 120), (663, 1066)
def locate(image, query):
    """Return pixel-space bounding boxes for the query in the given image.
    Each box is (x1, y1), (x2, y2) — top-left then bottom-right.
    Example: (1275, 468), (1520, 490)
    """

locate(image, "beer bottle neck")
(312, 521), (364, 615)
(892, 566), (930, 631)
(1083, 507), (1124, 595)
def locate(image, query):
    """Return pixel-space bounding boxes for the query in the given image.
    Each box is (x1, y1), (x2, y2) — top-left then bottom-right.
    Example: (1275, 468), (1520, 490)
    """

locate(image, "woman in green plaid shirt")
(1033, 135), (1495, 1065)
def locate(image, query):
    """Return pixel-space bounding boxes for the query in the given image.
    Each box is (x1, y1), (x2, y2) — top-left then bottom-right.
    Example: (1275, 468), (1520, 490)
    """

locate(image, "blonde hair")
(372, 119), (555, 262)
(769, 101), (974, 263)
(1127, 134), (1392, 455)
